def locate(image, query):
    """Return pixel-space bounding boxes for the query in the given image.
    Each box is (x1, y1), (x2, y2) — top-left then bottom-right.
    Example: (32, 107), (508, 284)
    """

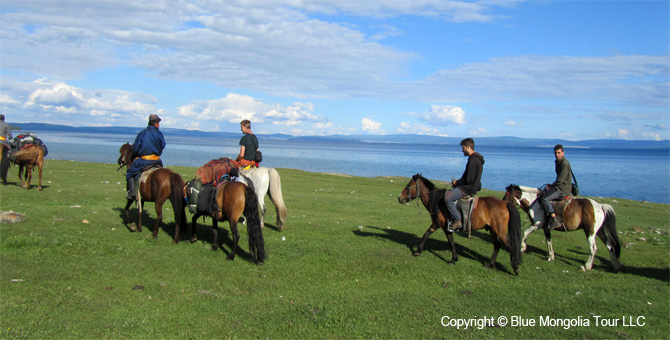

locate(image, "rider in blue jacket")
(126, 114), (166, 199)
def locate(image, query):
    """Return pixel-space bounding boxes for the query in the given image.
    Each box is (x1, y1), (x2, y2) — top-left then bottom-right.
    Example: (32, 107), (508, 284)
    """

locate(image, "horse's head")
(502, 184), (522, 204)
(117, 143), (133, 170)
(398, 174), (433, 204)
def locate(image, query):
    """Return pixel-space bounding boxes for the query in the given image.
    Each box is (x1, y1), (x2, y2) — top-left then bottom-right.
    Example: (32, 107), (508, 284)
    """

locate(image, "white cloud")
(469, 127), (486, 135)
(177, 93), (268, 123)
(361, 117), (382, 133)
(412, 105), (466, 126)
(504, 120), (516, 126)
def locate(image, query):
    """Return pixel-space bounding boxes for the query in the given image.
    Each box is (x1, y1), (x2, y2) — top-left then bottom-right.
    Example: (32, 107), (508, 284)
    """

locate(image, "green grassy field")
(1, 160), (668, 339)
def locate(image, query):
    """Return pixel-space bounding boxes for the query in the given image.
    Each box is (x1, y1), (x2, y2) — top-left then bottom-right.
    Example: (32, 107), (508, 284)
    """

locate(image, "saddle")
(456, 196), (478, 235)
(550, 196), (574, 224)
(135, 166), (162, 211)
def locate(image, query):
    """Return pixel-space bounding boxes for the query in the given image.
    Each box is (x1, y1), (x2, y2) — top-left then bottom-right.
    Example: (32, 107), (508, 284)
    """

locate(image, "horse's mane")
(412, 173), (436, 191)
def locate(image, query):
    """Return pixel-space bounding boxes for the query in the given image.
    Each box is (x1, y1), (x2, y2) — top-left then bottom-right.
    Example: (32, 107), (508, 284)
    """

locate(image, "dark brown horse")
(119, 144), (187, 244)
(196, 181), (266, 265)
(503, 184), (621, 271)
(398, 174), (522, 274)
(9, 144), (45, 190)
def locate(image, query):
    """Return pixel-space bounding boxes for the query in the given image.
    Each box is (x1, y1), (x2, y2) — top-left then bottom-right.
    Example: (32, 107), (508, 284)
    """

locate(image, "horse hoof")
(447, 260), (456, 265)
(38, 187), (43, 191)
(226, 256), (234, 261)
(129, 223), (138, 232)
(256, 260), (265, 266)
(413, 251), (421, 256)
(211, 245), (218, 251)
(190, 237), (198, 243)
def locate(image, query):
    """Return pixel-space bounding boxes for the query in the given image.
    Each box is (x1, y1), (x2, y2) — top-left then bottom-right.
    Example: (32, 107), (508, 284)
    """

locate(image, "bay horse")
(118, 144), (187, 244)
(398, 174), (522, 275)
(9, 144), (45, 190)
(503, 184), (621, 272)
(202, 181), (266, 265)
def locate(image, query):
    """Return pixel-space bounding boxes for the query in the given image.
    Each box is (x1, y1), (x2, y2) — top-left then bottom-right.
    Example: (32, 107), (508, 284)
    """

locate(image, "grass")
(1, 160), (669, 339)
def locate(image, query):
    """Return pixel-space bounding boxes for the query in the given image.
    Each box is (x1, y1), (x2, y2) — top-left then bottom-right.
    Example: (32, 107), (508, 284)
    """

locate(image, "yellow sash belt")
(140, 154), (160, 161)
(0, 137), (6, 141)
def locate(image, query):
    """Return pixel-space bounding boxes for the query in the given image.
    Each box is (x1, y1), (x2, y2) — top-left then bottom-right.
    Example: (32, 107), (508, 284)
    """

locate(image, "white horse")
(503, 184), (621, 272)
(239, 167), (287, 230)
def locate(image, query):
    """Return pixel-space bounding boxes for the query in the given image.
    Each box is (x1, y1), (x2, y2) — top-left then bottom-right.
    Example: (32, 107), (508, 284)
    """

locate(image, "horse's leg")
(137, 201), (145, 232)
(596, 228), (621, 272)
(190, 212), (201, 243)
(521, 222), (541, 252)
(414, 226), (436, 256)
(441, 228), (458, 264)
(227, 220), (239, 261)
(17, 165), (25, 188)
(582, 233), (598, 271)
(25, 165), (33, 189)
(487, 229), (501, 269)
(124, 198), (138, 232)
(544, 228), (555, 262)
(211, 219), (219, 251)
(152, 201), (163, 239)
(259, 199), (266, 229)
(37, 158), (43, 191)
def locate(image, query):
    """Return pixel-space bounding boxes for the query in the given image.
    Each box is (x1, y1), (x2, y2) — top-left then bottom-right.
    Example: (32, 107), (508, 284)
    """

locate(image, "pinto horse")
(398, 174), (522, 274)
(203, 181), (266, 265)
(9, 144), (45, 190)
(119, 144), (187, 243)
(503, 184), (621, 271)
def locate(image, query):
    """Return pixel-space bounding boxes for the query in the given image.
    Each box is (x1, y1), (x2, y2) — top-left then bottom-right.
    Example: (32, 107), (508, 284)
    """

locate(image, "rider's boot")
(447, 219), (463, 232)
(126, 177), (136, 200)
(548, 215), (561, 230)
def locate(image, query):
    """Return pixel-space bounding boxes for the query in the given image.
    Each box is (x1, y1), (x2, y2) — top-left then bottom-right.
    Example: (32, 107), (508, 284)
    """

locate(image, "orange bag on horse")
(195, 157), (239, 185)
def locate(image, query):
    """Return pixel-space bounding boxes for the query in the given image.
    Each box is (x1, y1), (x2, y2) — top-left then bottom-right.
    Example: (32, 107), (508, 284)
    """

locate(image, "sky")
(0, 0), (668, 140)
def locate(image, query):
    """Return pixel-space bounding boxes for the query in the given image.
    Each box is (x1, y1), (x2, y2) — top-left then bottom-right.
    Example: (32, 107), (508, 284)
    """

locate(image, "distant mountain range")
(9, 122), (670, 149)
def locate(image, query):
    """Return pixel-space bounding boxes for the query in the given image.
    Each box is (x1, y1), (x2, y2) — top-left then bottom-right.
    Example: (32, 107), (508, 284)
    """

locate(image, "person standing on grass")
(125, 114), (165, 199)
(0, 114), (12, 184)
(235, 119), (259, 170)
(540, 144), (572, 230)
(444, 137), (484, 232)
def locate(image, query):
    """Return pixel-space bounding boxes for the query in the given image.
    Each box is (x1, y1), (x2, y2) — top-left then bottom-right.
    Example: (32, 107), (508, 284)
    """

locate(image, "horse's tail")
(267, 168), (287, 228)
(602, 204), (620, 259)
(169, 171), (187, 230)
(244, 185), (266, 263)
(506, 201), (522, 273)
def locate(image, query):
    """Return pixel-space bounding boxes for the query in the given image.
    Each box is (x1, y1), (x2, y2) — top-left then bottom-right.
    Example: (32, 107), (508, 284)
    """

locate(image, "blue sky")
(1, 0), (668, 140)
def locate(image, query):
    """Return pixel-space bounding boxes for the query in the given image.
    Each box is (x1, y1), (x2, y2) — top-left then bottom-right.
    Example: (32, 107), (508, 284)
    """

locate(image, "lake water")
(30, 131), (670, 204)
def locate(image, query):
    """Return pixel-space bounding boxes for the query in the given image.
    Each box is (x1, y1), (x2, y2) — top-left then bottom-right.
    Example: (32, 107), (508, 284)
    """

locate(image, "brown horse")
(9, 144), (45, 190)
(503, 184), (621, 271)
(398, 174), (522, 274)
(202, 181), (266, 265)
(119, 144), (187, 244)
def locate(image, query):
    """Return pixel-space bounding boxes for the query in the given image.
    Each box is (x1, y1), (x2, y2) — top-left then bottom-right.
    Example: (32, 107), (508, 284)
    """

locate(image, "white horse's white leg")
(546, 238), (555, 262)
(581, 235), (597, 271)
(521, 222), (541, 252)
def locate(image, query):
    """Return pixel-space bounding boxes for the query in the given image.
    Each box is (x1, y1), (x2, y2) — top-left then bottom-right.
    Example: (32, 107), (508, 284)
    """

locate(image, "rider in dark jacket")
(445, 138), (484, 232)
(125, 114), (166, 199)
(540, 144), (572, 229)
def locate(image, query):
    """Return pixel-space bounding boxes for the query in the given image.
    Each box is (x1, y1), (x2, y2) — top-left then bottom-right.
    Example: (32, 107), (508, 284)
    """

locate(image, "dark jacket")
(552, 158), (572, 196)
(455, 152), (485, 196)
